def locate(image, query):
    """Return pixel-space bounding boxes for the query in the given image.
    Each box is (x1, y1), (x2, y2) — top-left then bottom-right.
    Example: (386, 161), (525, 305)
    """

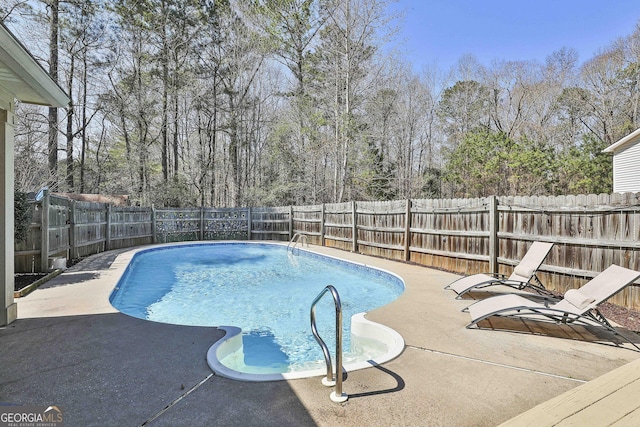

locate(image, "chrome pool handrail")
(310, 285), (348, 403)
(288, 233), (308, 254)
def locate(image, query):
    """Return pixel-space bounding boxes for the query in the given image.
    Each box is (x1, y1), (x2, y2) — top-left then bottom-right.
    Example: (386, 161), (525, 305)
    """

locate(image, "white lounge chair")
(466, 264), (640, 350)
(446, 241), (554, 299)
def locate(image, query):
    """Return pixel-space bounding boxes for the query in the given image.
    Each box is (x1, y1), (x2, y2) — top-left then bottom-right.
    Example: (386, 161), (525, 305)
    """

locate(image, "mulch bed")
(542, 289), (640, 333)
(14, 274), (48, 291)
(598, 302), (640, 333)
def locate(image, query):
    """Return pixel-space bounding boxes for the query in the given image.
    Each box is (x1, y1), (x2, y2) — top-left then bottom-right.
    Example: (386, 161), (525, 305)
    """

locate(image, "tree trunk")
(173, 90), (179, 178)
(48, 0), (60, 187)
(161, 23), (169, 183)
(80, 47), (88, 193)
(65, 54), (75, 191)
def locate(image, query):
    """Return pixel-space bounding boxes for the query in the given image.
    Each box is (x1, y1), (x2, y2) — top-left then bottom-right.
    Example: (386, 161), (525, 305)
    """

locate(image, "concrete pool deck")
(1, 243), (639, 426)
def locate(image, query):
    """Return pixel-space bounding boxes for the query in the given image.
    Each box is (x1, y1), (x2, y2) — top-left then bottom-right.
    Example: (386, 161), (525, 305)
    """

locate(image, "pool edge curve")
(206, 313), (405, 382)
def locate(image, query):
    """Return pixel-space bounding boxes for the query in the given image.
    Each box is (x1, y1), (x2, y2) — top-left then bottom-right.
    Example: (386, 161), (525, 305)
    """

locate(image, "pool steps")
(206, 312), (405, 383)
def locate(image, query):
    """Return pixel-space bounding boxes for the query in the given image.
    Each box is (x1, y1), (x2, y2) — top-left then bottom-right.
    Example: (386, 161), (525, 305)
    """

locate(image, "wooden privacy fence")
(14, 192), (293, 273)
(288, 195), (640, 309)
(15, 192), (154, 272)
(14, 191), (640, 309)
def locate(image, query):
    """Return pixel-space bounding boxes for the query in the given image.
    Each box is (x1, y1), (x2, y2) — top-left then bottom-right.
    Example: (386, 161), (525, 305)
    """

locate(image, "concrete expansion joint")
(139, 373), (215, 426)
(406, 345), (587, 383)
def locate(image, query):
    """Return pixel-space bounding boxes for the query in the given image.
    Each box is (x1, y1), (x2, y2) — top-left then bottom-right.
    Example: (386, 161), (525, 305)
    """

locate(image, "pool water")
(110, 243), (404, 374)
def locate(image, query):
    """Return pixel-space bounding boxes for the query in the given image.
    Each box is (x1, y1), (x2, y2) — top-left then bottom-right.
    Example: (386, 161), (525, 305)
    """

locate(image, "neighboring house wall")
(613, 139), (640, 193)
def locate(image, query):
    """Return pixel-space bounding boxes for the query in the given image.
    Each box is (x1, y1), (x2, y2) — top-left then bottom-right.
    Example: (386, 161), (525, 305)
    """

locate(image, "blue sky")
(391, 0), (640, 71)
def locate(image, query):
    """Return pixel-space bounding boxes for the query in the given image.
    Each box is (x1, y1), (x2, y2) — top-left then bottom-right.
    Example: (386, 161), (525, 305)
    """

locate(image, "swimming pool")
(110, 242), (405, 381)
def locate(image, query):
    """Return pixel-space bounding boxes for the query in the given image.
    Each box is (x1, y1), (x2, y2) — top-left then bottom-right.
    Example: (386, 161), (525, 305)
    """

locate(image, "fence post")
(289, 205), (294, 241)
(69, 200), (76, 261)
(489, 195), (499, 274)
(200, 206), (204, 241)
(320, 203), (325, 247)
(352, 201), (358, 253)
(404, 199), (411, 262)
(40, 190), (50, 272)
(105, 204), (112, 251)
(247, 207), (252, 241)
(151, 206), (157, 244)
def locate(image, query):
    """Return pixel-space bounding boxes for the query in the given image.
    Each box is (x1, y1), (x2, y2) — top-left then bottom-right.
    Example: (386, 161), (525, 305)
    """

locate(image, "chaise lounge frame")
(465, 264), (640, 350)
(446, 241), (554, 299)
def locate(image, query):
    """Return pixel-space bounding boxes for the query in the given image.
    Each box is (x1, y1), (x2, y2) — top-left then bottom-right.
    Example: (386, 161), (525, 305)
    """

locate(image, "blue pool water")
(110, 242), (404, 373)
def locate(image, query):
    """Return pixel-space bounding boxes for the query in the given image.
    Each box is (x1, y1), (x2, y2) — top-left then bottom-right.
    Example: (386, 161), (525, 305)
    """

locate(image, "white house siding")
(613, 140), (640, 193)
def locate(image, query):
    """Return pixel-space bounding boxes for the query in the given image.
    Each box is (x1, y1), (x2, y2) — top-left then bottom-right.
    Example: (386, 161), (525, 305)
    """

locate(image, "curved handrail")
(310, 285), (347, 402)
(287, 233), (300, 250)
(288, 233), (308, 254)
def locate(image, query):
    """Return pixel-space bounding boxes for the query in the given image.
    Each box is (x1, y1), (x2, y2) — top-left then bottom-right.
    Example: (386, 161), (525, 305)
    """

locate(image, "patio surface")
(1, 244), (639, 426)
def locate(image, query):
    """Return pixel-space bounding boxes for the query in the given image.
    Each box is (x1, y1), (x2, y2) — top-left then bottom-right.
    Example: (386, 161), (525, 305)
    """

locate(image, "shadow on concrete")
(344, 364), (405, 399)
(0, 313), (317, 426)
(38, 272), (102, 288)
(70, 248), (134, 271)
(475, 317), (640, 351)
(29, 248), (134, 291)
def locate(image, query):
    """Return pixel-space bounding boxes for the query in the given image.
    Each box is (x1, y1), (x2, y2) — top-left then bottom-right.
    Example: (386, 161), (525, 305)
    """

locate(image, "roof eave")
(0, 23), (69, 108)
(602, 127), (640, 153)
